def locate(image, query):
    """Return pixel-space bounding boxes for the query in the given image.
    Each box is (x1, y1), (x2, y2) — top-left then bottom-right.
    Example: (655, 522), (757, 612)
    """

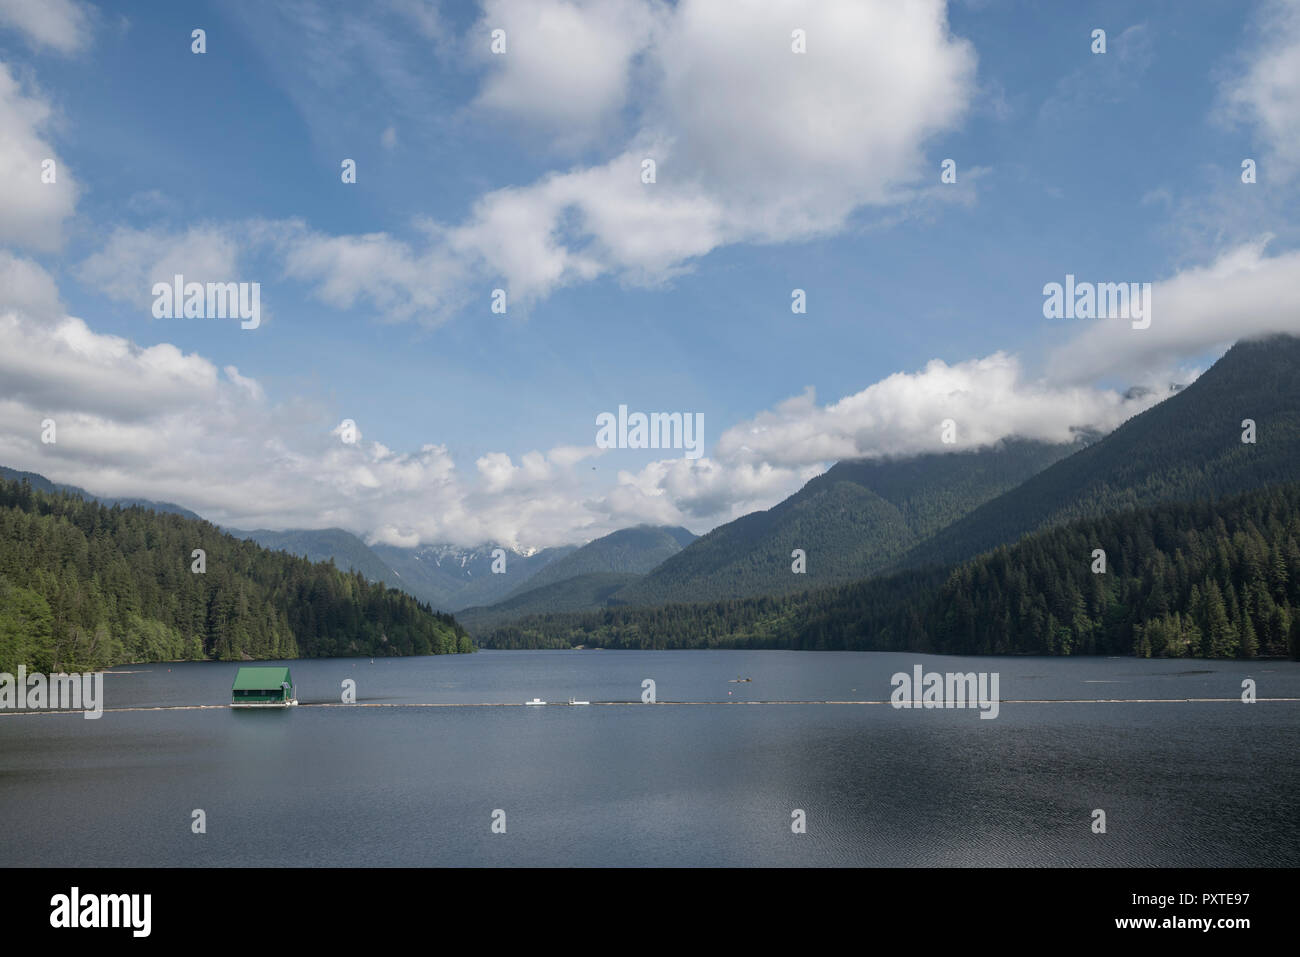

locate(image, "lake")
(1, 650), (1296, 866)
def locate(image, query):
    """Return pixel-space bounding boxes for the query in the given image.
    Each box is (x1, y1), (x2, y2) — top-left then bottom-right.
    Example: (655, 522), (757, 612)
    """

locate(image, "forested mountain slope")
(229, 526), (404, 592)
(483, 482), (1300, 660)
(897, 334), (1300, 571)
(0, 479), (472, 673)
(613, 438), (1077, 605)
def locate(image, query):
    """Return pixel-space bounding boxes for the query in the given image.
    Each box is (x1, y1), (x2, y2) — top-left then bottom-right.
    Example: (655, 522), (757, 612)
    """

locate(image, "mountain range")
(8, 334), (1299, 659)
(478, 330), (1300, 650)
(484, 480), (1300, 659)
(0, 463), (694, 615)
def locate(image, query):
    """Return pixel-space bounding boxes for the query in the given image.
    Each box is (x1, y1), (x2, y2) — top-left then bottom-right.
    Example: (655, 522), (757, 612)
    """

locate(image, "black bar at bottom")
(11, 867), (1289, 944)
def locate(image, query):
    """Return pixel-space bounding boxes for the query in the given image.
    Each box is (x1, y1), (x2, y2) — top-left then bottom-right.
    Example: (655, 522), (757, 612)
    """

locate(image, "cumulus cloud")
(466, 0), (976, 293)
(651, 0), (974, 228)
(476, 447), (605, 494)
(444, 150), (721, 302)
(1047, 239), (1300, 383)
(0, 313), (223, 423)
(471, 0), (659, 150)
(267, 219), (465, 322)
(0, 0), (93, 55)
(715, 353), (1178, 469)
(608, 457), (820, 527)
(0, 61), (79, 251)
(0, 251), (63, 320)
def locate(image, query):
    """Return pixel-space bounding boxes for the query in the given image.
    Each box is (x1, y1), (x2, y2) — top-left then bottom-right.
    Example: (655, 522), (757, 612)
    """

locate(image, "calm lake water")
(1, 650), (1296, 866)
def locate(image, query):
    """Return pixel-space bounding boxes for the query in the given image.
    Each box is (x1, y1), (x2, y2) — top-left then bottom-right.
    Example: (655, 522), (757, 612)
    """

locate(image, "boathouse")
(231, 666), (296, 706)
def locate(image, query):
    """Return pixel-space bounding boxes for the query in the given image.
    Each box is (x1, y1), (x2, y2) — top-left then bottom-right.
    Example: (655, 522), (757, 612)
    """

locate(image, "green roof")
(232, 666), (293, 691)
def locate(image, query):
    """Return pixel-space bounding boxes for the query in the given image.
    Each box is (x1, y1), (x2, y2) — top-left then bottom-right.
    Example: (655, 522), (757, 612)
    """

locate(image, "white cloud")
(714, 354), (1177, 470)
(224, 366), (265, 402)
(1218, 0), (1300, 180)
(0, 0), (93, 55)
(608, 456), (819, 526)
(476, 447), (586, 492)
(275, 222), (468, 322)
(0, 251), (63, 320)
(0, 313), (222, 422)
(443, 150), (722, 303)
(547, 444), (603, 468)
(475, 451), (518, 492)
(471, 0), (659, 150)
(0, 62), (79, 251)
(76, 224), (242, 309)
(1047, 239), (1300, 383)
(652, 0), (975, 230)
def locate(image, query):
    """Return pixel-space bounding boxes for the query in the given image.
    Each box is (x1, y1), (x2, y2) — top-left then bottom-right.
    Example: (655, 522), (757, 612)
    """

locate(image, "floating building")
(231, 666), (297, 708)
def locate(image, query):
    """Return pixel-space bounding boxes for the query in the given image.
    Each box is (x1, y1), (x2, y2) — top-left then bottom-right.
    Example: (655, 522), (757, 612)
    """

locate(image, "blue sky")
(1, 0), (1298, 548)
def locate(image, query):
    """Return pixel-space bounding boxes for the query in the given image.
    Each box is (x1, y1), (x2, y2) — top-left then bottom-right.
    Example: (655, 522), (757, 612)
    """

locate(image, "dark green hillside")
(484, 482), (1300, 660)
(898, 334), (1300, 571)
(926, 486), (1299, 658)
(229, 527), (403, 591)
(613, 438), (1076, 605)
(0, 479), (473, 673)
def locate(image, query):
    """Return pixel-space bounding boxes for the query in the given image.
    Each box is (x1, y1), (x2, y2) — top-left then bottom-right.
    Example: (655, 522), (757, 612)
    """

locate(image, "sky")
(0, 0), (1298, 550)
